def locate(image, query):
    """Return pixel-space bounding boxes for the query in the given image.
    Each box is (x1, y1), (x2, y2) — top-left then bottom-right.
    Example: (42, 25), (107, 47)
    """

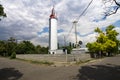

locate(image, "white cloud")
(0, 0), (120, 47)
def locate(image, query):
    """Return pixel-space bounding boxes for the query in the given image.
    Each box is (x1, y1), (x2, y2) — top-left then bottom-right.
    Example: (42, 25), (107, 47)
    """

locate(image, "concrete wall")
(16, 53), (91, 62)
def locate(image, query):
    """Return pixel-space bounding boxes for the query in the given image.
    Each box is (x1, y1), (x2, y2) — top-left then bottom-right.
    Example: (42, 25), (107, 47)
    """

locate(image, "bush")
(10, 52), (16, 59)
(66, 47), (72, 54)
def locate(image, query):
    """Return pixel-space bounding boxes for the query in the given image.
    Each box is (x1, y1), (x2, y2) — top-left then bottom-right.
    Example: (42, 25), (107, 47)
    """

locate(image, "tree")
(35, 45), (41, 54)
(0, 37), (50, 56)
(0, 37), (17, 56)
(0, 4), (6, 20)
(86, 42), (102, 58)
(106, 25), (119, 54)
(69, 42), (72, 48)
(16, 41), (35, 54)
(102, 0), (120, 16)
(94, 27), (102, 33)
(86, 25), (119, 57)
(10, 52), (16, 59)
(6, 37), (17, 56)
(39, 47), (48, 54)
(35, 45), (48, 54)
(0, 40), (6, 56)
(106, 25), (119, 41)
(118, 40), (120, 53)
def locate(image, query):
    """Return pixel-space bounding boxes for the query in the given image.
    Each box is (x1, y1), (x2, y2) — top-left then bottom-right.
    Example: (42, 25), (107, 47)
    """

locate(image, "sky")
(0, 0), (120, 47)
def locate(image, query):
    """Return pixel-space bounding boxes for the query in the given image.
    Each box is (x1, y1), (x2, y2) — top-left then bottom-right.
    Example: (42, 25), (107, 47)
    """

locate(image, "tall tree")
(86, 25), (119, 57)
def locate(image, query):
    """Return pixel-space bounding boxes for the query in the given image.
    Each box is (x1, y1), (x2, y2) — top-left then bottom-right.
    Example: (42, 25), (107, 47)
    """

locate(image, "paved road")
(0, 55), (120, 80)
(77, 55), (120, 80)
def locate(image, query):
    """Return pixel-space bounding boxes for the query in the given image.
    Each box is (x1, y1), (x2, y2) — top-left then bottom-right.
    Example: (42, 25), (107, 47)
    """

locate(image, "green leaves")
(0, 40), (6, 55)
(10, 52), (16, 59)
(0, 4), (6, 20)
(16, 41), (35, 54)
(106, 25), (118, 41)
(94, 27), (102, 33)
(16, 41), (48, 54)
(87, 42), (102, 52)
(86, 25), (119, 54)
(97, 33), (108, 43)
(0, 37), (49, 57)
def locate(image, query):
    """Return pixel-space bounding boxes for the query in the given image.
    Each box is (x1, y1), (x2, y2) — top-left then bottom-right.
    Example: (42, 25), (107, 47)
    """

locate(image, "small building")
(71, 48), (89, 54)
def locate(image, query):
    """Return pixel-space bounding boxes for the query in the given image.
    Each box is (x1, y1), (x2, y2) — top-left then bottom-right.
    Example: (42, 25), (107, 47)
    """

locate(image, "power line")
(65, 23), (74, 42)
(65, 0), (94, 42)
(75, 0), (94, 22)
(72, 0), (94, 45)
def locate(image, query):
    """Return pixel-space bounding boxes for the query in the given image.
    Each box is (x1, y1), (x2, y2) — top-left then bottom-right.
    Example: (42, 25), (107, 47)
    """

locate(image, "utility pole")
(73, 21), (78, 48)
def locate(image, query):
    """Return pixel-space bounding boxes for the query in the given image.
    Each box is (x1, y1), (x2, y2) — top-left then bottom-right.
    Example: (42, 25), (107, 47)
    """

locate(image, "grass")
(16, 58), (54, 66)
(75, 59), (92, 65)
(30, 60), (54, 65)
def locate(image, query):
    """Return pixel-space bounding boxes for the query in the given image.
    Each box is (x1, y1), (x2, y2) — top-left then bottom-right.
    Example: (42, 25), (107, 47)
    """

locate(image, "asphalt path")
(0, 55), (120, 80)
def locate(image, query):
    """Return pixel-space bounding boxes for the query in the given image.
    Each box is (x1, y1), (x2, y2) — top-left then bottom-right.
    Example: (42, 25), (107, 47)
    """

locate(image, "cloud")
(0, 0), (120, 47)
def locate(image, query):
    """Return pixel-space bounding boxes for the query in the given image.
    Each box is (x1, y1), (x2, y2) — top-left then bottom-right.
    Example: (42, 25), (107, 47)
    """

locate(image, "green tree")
(86, 42), (101, 53)
(16, 41), (35, 54)
(106, 25), (119, 54)
(118, 40), (120, 53)
(66, 46), (72, 54)
(94, 27), (102, 33)
(0, 4), (6, 20)
(10, 52), (16, 59)
(35, 45), (48, 54)
(6, 37), (17, 56)
(35, 45), (41, 54)
(86, 25), (119, 57)
(40, 47), (48, 54)
(0, 40), (6, 56)
(106, 25), (119, 41)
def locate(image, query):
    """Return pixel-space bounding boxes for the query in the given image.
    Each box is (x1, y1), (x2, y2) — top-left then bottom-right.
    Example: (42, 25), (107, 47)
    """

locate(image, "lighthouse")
(49, 7), (58, 54)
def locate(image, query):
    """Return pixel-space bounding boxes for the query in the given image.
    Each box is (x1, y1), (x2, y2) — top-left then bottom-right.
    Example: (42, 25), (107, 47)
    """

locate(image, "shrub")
(10, 52), (16, 59)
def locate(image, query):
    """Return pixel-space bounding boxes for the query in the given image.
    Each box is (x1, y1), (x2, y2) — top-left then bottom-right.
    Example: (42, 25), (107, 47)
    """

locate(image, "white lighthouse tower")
(49, 7), (58, 54)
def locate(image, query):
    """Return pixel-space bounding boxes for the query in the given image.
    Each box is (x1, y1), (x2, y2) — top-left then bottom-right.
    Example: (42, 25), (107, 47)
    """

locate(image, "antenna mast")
(73, 21), (78, 48)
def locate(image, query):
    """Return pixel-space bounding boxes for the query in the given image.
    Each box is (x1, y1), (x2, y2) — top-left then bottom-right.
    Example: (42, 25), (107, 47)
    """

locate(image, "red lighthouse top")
(50, 7), (57, 19)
